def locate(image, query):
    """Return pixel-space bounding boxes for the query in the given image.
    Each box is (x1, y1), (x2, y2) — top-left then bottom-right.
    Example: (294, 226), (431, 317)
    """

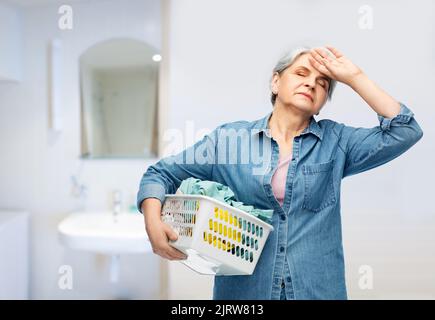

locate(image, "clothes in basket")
(177, 177), (273, 224)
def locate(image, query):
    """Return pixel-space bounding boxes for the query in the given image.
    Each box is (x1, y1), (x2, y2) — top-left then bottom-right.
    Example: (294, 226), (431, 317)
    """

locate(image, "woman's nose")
(304, 76), (316, 89)
(304, 82), (315, 90)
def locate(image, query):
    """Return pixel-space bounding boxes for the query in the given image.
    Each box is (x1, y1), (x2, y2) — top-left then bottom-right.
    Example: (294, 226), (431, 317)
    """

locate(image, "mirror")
(79, 38), (159, 159)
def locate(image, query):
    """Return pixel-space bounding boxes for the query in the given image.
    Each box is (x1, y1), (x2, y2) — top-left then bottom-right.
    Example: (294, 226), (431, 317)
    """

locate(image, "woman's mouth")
(297, 93), (313, 102)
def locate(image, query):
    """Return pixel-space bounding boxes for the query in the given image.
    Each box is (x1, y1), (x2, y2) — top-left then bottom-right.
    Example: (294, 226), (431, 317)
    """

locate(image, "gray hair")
(270, 46), (337, 106)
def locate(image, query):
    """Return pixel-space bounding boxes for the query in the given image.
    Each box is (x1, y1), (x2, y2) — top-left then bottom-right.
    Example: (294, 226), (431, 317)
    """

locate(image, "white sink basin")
(58, 212), (152, 254)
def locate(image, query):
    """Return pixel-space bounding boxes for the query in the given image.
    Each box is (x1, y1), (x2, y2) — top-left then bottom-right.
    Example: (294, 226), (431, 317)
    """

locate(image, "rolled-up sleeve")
(136, 125), (220, 212)
(335, 102), (423, 178)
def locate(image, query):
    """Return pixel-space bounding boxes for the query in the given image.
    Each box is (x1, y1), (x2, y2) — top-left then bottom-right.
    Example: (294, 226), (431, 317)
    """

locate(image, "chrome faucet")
(112, 190), (122, 220)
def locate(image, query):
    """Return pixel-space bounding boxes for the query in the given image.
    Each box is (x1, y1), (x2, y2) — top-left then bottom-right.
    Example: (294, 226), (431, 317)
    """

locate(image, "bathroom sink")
(58, 212), (151, 254)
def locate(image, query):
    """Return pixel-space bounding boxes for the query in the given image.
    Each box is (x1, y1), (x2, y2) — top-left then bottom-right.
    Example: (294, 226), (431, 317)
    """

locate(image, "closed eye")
(295, 68), (329, 89)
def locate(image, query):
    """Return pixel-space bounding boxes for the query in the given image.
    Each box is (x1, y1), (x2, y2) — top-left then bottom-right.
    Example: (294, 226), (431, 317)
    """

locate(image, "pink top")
(271, 153), (292, 206)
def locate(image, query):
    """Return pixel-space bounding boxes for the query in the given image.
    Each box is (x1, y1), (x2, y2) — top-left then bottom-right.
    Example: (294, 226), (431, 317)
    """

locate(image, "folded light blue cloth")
(178, 177), (273, 224)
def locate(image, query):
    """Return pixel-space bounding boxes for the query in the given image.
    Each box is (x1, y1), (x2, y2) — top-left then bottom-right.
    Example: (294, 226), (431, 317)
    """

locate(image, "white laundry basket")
(161, 194), (274, 275)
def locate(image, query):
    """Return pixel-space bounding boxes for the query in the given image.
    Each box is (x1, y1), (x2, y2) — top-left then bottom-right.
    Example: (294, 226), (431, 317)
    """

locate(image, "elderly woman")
(137, 45), (423, 300)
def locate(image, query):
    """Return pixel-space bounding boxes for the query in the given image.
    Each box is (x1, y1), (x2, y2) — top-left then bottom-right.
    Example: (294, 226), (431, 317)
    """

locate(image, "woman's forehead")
(290, 54), (329, 78)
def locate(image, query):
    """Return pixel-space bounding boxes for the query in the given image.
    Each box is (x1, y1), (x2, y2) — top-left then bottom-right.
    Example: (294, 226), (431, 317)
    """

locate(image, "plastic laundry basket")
(161, 194), (274, 275)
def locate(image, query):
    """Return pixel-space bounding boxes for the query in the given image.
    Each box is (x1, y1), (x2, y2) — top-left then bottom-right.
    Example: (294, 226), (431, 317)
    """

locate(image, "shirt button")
(280, 215), (286, 221)
(280, 246), (285, 252)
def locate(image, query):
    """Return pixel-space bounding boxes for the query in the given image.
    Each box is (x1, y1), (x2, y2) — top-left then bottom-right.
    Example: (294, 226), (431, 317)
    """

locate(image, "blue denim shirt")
(137, 102), (423, 300)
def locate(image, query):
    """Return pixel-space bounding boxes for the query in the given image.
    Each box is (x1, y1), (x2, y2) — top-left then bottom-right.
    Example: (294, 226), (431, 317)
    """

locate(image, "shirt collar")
(251, 110), (323, 140)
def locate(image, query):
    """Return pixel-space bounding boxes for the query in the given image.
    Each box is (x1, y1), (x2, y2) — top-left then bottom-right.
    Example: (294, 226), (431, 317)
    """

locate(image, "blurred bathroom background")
(0, 0), (434, 299)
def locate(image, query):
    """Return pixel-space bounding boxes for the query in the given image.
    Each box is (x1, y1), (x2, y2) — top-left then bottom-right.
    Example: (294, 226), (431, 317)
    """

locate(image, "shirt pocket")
(302, 159), (337, 213)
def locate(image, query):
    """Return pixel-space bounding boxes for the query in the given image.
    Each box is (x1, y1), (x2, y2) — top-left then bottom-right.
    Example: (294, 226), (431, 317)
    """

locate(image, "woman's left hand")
(308, 46), (363, 86)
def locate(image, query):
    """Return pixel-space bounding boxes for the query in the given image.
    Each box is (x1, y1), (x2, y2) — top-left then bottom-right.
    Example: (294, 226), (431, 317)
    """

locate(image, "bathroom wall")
(0, 0), (164, 299)
(0, 211), (28, 299)
(164, 0), (435, 299)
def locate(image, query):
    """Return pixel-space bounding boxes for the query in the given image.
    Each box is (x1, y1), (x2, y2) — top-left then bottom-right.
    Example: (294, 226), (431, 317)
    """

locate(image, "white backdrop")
(165, 0), (435, 299)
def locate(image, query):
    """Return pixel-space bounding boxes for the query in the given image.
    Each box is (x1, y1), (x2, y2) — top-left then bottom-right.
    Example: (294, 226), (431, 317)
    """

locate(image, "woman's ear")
(271, 72), (280, 94)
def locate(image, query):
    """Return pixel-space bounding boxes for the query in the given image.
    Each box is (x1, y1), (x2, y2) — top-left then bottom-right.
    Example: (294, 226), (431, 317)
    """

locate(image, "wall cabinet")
(0, 4), (22, 82)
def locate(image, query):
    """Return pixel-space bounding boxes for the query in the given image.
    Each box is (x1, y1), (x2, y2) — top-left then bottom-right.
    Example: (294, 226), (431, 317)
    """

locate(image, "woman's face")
(271, 53), (330, 115)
